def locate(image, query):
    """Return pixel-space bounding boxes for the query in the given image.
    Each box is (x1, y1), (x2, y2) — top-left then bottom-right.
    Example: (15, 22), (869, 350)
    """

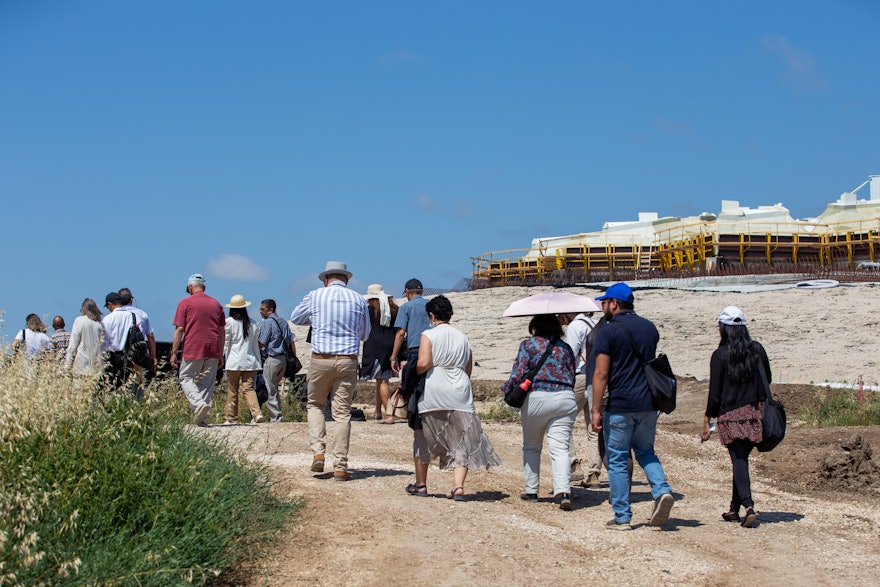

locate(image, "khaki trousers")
(225, 370), (260, 422)
(569, 374), (602, 475)
(307, 355), (358, 472)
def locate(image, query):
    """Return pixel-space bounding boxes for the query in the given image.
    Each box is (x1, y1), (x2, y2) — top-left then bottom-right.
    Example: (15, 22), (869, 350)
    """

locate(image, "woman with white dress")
(410, 295), (501, 501)
(64, 298), (106, 376)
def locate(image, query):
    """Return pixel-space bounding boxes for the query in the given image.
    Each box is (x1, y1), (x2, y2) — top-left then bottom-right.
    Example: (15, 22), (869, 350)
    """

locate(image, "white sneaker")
(649, 493), (675, 527)
(193, 404), (211, 426)
(251, 414), (265, 424)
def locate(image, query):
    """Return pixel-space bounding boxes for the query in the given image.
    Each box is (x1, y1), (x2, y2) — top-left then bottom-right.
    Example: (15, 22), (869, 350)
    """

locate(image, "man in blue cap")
(590, 282), (674, 530)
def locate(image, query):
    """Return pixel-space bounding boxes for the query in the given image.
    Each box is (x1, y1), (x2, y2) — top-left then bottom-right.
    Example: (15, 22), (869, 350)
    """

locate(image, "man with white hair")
(291, 261), (370, 481)
(170, 274), (226, 427)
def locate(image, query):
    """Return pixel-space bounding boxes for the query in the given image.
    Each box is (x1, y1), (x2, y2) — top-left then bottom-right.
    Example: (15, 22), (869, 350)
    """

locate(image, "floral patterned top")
(501, 336), (576, 394)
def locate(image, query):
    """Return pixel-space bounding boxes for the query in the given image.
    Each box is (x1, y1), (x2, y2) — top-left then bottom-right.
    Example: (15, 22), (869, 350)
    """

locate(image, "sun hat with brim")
(225, 294), (251, 308)
(595, 282), (635, 304)
(718, 306), (746, 326)
(364, 284), (386, 300)
(318, 261), (352, 281)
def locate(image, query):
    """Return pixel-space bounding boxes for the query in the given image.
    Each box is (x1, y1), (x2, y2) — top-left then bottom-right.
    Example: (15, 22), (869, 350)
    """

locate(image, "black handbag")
(613, 322), (677, 414)
(756, 361), (786, 452)
(504, 337), (558, 409)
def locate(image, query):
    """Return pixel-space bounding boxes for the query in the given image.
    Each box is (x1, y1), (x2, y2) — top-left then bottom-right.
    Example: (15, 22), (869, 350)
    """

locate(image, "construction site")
(471, 175), (880, 287)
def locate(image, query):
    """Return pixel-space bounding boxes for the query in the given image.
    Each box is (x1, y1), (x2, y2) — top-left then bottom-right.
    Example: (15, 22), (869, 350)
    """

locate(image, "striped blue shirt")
(290, 281), (371, 355)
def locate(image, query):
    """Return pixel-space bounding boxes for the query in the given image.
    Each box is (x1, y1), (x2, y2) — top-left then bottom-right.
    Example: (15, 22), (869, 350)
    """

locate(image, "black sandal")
(405, 483), (428, 497)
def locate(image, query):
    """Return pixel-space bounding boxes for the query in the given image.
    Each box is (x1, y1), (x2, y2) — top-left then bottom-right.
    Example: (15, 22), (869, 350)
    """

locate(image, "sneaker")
(333, 470), (352, 482)
(251, 414), (265, 424)
(722, 510), (741, 523)
(584, 472), (601, 487)
(519, 493), (538, 502)
(310, 454), (325, 473)
(649, 493), (675, 527)
(605, 518), (632, 531)
(741, 507), (757, 528)
(570, 460), (585, 483)
(557, 492), (571, 511)
(222, 420), (237, 426)
(193, 404), (211, 427)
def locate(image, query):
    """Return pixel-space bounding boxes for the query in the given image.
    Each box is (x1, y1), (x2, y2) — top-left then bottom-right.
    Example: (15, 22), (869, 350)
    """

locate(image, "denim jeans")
(603, 410), (672, 523)
(521, 390), (577, 495)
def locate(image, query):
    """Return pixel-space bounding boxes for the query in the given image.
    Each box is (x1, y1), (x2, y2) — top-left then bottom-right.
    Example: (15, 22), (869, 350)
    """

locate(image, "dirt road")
(210, 380), (880, 587)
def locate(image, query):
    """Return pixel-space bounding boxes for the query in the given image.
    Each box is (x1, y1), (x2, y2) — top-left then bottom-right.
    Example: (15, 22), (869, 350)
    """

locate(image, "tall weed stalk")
(0, 353), (297, 586)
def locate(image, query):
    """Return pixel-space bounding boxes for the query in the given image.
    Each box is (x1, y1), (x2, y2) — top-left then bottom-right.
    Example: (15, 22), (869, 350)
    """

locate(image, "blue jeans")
(603, 410), (671, 523)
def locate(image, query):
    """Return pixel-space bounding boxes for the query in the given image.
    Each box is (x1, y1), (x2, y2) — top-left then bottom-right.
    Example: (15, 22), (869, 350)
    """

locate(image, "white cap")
(718, 306), (746, 326)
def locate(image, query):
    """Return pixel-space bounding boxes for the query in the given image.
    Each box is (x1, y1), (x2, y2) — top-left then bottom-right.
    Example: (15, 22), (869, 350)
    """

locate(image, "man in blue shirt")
(291, 261), (370, 481)
(258, 299), (296, 423)
(390, 278), (430, 383)
(590, 283), (674, 530)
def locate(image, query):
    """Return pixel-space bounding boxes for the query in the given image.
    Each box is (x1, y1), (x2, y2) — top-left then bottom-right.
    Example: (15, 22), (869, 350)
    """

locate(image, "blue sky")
(2, 1), (878, 341)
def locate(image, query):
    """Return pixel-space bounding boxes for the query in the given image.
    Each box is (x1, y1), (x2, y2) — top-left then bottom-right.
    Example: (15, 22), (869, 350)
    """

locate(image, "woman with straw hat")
(360, 284), (400, 423)
(223, 294), (263, 424)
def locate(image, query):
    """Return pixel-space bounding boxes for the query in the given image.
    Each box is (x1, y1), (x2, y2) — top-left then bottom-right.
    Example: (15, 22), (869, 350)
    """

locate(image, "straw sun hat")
(225, 294), (251, 308)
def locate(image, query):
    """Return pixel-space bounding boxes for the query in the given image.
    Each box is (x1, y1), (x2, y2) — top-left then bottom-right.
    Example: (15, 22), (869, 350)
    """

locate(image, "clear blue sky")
(2, 1), (878, 341)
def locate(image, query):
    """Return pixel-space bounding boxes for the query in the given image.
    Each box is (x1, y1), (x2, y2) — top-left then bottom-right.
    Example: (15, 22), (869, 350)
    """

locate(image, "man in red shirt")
(170, 273), (226, 426)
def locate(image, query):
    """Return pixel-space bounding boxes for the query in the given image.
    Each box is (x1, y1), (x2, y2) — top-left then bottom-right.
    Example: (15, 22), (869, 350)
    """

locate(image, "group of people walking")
(9, 265), (772, 529)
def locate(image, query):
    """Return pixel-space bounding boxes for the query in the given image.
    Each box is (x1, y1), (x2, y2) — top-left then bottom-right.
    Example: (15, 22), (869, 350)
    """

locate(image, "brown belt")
(311, 353), (357, 359)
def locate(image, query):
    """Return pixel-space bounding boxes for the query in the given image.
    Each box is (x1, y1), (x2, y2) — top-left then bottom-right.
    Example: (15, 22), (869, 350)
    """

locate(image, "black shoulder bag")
(612, 321), (677, 414)
(504, 336), (558, 409)
(270, 316), (303, 379)
(756, 360), (786, 452)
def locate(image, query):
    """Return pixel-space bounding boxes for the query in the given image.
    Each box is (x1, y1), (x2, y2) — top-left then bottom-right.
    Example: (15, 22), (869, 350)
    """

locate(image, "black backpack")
(125, 313), (152, 369)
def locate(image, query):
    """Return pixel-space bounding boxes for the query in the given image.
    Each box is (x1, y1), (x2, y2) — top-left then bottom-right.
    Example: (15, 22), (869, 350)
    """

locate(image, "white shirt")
(120, 304), (154, 337)
(14, 329), (52, 358)
(102, 308), (136, 351)
(565, 313), (596, 374)
(224, 317), (262, 371)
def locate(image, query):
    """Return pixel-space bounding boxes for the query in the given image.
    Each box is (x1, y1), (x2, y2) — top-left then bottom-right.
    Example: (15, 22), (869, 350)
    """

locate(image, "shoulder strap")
(611, 320), (646, 365)
(526, 336), (558, 380)
(269, 315), (291, 347)
(757, 360), (773, 401)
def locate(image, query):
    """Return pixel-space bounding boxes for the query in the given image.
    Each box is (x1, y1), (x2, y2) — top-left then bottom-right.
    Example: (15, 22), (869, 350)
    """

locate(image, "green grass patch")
(479, 398), (521, 422)
(802, 388), (880, 427)
(0, 357), (301, 586)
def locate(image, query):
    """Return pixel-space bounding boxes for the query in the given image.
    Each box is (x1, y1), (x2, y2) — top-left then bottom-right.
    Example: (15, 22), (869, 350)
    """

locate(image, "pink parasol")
(502, 291), (603, 317)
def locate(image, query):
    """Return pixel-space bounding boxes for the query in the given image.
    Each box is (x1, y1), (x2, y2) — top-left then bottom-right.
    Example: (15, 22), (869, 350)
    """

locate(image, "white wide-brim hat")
(226, 294), (251, 308)
(318, 260), (353, 281)
(364, 283), (385, 300)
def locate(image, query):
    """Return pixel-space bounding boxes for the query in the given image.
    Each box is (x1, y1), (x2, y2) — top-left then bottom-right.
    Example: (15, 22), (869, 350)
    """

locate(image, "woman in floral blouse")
(502, 314), (577, 510)
(702, 306), (770, 528)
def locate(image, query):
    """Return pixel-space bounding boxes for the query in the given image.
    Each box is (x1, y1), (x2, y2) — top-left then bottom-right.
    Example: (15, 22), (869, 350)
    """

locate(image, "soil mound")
(820, 434), (880, 490)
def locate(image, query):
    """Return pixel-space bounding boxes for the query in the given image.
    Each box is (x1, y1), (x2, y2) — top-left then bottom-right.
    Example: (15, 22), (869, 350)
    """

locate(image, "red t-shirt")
(173, 292), (225, 360)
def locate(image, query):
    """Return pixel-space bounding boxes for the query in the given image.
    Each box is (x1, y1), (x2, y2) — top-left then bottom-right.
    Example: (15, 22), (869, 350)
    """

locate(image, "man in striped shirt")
(291, 261), (371, 481)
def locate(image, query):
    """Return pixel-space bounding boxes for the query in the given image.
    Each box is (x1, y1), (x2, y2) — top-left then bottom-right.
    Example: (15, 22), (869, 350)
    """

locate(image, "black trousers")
(727, 438), (755, 511)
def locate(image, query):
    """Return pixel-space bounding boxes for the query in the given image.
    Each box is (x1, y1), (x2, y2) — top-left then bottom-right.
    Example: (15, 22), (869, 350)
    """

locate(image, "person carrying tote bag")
(701, 306), (771, 529)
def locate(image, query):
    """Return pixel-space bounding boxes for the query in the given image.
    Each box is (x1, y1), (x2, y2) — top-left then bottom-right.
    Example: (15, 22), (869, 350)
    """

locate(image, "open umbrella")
(502, 291), (603, 317)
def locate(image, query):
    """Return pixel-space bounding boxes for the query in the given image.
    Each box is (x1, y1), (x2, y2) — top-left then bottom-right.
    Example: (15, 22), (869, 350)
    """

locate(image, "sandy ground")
(206, 284), (880, 586)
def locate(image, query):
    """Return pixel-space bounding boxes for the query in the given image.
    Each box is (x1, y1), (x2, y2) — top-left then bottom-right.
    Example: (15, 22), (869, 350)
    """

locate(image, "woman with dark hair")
(359, 284), (400, 422)
(410, 295), (501, 500)
(224, 295), (263, 424)
(64, 298), (105, 375)
(702, 306), (771, 528)
(503, 313), (577, 510)
(12, 313), (52, 358)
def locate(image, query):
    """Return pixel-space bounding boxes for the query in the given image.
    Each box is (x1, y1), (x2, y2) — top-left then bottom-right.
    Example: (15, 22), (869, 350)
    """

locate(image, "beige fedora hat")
(225, 294), (251, 308)
(318, 260), (353, 281)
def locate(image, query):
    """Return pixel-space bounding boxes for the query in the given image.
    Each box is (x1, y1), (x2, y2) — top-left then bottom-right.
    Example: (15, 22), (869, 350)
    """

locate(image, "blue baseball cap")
(595, 283), (634, 304)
